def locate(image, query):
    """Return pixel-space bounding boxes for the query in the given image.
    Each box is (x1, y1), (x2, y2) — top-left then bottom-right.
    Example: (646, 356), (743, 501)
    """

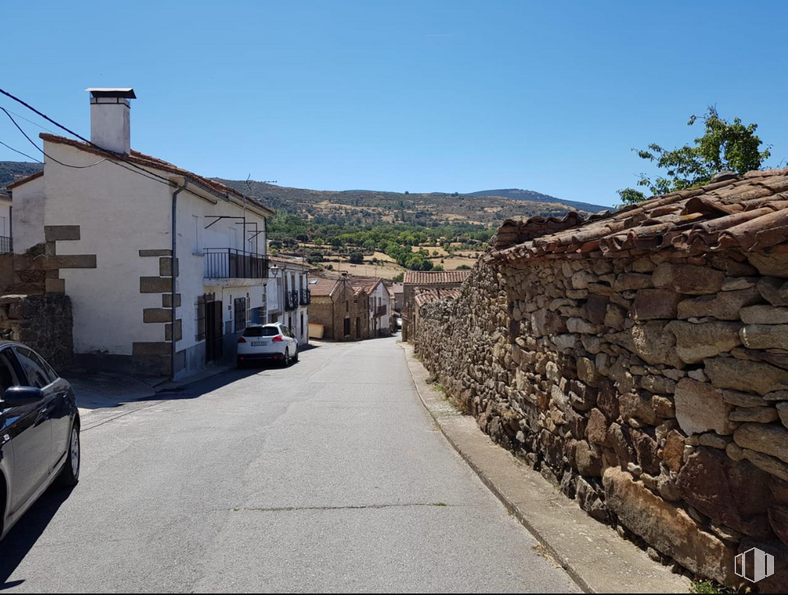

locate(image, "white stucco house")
(365, 278), (391, 338)
(268, 256), (310, 346)
(8, 88), (276, 379)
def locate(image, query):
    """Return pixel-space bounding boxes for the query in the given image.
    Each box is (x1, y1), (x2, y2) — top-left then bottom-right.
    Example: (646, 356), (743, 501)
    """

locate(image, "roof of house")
(13, 133), (274, 216)
(269, 255), (310, 271)
(6, 170), (43, 190)
(403, 270), (472, 285)
(347, 276), (382, 296)
(309, 275), (384, 298)
(308, 277), (340, 297)
(414, 287), (462, 308)
(490, 168), (788, 264)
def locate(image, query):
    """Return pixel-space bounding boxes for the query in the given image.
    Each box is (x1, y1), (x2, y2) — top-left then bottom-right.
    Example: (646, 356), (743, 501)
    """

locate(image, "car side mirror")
(3, 386), (44, 408)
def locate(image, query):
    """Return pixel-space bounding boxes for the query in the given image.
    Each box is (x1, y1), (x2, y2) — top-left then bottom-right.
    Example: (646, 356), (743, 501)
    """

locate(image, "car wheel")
(58, 422), (80, 488)
(283, 348), (291, 367)
(293, 348), (299, 363)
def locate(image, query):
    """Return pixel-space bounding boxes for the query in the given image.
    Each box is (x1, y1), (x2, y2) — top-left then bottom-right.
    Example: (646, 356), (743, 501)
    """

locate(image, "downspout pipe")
(169, 177), (187, 381)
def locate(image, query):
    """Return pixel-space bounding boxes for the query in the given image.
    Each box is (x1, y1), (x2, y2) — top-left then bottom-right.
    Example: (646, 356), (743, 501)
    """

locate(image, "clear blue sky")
(2, 0), (786, 207)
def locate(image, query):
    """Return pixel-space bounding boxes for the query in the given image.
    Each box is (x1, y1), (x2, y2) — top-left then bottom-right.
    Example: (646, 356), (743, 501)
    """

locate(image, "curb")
(399, 342), (691, 595)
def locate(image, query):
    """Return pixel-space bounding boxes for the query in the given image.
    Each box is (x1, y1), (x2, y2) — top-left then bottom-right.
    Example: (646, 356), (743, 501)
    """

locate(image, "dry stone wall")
(0, 293), (73, 370)
(415, 245), (788, 592)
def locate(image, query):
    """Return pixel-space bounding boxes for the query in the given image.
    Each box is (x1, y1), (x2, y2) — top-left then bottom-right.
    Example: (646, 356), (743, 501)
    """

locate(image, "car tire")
(57, 422), (80, 488)
(283, 348), (291, 367)
(293, 348), (299, 363)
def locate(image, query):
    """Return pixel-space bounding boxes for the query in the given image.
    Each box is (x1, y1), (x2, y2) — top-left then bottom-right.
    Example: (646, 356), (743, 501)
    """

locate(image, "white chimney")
(86, 88), (136, 154)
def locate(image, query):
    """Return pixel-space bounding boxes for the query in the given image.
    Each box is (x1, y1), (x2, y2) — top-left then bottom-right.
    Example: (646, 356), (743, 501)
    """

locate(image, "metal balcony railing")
(0, 236), (12, 254)
(300, 288), (311, 306)
(204, 248), (269, 279)
(285, 290), (299, 311)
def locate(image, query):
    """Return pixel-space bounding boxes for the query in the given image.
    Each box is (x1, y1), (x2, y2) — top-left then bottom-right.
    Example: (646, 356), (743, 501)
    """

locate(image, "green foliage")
(268, 214), (492, 271)
(617, 188), (647, 206)
(0, 161), (43, 188)
(689, 580), (728, 594)
(631, 107), (771, 197)
(348, 252), (364, 264)
(456, 264), (472, 270)
(392, 273), (404, 282)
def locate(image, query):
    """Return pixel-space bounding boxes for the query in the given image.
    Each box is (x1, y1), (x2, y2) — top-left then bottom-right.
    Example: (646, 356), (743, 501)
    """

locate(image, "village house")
(391, 282), (404, 313)
(7, 88), (275, 379)
(267, 255), (310, 346)
(402, 270), (470, 342)
(307, 273), (391, 341)
(0, 187), (11, 254)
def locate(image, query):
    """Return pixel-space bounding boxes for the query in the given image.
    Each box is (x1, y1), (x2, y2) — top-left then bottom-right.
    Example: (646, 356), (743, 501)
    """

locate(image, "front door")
(205, 298), (224, 363)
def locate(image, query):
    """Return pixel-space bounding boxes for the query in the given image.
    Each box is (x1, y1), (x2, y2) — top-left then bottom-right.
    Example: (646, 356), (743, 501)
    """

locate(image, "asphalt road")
(0, 336), (579, 593)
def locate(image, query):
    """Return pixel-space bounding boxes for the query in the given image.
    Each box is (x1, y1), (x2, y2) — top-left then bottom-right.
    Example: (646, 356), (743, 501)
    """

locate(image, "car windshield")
(243, 326), (280, 338)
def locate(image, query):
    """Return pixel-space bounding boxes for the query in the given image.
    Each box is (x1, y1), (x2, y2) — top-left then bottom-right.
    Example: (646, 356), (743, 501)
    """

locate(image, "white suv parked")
(237, 323), (299, 367)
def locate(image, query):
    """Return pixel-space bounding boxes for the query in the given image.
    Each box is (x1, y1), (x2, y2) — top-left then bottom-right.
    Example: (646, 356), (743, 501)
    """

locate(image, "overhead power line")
(0, 86), (177, 187)
(0, 139), (42, 163)
(1, 107), (107, 169)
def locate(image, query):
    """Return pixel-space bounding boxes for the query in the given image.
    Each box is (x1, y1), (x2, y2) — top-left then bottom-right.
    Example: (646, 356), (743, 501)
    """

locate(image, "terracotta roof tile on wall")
(414, 287), (462, 307)
(490, 168), (788, 264)
(37, 133), (275, 215)
(403, 270), (472, 285)
(308, 277), (340, 297)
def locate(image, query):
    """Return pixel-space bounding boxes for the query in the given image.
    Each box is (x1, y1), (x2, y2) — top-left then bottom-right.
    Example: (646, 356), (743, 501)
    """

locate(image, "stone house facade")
(307, 274), (390, 341)
(402, 270), (470, 342)
(8, 88), (275, 379)
(413, 169), (788, 592)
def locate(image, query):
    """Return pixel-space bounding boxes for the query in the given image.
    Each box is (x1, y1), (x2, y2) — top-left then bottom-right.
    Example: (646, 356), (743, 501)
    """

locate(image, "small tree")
(349, 252), (364, 264)
(619, 107), (771, 205)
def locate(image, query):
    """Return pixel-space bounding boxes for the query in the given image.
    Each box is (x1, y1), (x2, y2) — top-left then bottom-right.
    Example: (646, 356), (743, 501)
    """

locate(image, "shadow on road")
(140, 357), (310, 403)
(0, 487), (73, 591)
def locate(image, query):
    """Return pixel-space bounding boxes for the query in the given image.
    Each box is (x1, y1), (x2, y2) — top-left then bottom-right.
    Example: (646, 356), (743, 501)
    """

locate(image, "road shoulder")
(400, 342), (691, 594)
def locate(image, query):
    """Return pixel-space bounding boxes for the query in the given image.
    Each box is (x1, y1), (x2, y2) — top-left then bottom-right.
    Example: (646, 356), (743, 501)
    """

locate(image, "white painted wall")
(368, 281), (391, 336)
(90, 98), (131, 154)
(11, 175), (45, 252)
(0, 197), (11, 245)
(176, 189), (268, 359)
(43, 142), (172, 355)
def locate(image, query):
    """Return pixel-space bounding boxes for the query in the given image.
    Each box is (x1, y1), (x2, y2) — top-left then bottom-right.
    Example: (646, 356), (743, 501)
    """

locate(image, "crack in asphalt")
(230, 502), (454, 513)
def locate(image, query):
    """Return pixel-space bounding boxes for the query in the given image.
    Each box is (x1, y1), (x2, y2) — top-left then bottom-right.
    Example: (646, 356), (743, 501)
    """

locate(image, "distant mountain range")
(0, 161), (42, 188)
(464, 189), (607, 213)
(0, 160), (608, 225)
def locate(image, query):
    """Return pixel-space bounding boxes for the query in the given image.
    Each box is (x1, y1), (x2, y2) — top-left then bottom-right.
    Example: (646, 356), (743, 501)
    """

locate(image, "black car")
(0, 342), (80, 540)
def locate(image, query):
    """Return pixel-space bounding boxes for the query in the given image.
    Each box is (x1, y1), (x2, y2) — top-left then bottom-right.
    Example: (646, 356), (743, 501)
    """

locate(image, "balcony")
(285, 290), (299, 311)
(204, 248), (269, 279)
(375, 304), (387, 317)
(300, 288), (311, 306)
(0, 236), (12, 254)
